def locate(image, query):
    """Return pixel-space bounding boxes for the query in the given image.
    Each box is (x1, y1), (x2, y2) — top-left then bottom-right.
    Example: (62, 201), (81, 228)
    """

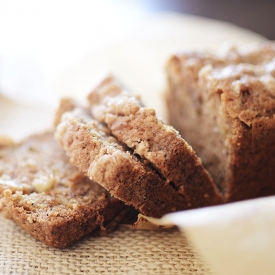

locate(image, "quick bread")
(87, 76), (223, 209)
(55, 77), (222, 218)
(0, 131), (126, 248)
(55, 104), (189, 218)
(166, 42), (275, 201)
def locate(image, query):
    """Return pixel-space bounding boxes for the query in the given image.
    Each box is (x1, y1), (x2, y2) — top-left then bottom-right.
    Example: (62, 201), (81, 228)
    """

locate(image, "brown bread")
(87, 76), (223, 209)
(55, 105), (189, 218)
(166, 42), (275, 201)
(0, 131), (126, 248)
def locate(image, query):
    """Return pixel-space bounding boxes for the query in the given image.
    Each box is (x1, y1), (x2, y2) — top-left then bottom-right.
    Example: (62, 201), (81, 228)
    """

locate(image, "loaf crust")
(0, 132), (126, 248)
(87, 76), (223, 209)
(166, 42), (275, 201)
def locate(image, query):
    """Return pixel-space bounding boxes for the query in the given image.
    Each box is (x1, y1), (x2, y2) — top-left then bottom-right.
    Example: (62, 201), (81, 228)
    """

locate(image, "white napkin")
(156, 196), (275, 275)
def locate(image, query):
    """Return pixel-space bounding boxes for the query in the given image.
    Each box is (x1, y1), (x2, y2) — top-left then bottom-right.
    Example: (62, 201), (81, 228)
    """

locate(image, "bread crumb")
(27, 216), (33, 223)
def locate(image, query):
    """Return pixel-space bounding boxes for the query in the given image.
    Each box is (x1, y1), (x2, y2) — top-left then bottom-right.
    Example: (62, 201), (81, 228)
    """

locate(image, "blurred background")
(0, 0), (273, 137)
(128, 0), (275, 39)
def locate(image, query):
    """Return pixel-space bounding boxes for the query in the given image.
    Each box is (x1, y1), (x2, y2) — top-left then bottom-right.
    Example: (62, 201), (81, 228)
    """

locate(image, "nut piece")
(32, 175), (56, 193)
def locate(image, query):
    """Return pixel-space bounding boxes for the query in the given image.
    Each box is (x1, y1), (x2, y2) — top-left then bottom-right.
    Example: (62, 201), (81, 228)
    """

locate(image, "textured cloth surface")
(0, 215), (211, 275)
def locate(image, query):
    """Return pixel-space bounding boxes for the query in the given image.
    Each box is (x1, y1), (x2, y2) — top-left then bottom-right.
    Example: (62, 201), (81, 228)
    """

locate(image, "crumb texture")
(166, 42), (275, 201)
(0, 131), (125, 248)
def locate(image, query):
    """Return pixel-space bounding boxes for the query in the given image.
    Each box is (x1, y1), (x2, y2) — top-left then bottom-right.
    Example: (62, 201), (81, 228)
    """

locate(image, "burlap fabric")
(0, 215), (212, 275)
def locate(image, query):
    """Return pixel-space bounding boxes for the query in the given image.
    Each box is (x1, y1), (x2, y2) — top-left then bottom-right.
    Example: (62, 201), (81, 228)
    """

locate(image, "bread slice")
(0, 131), (126, 248)
(55, 104), (189, 218)
(166, 42), (275, 202)
(87, 76), (223, 209)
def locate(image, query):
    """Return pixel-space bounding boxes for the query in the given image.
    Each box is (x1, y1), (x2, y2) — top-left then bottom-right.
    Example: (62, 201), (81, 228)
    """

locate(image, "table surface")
(0, 215), (211, 275)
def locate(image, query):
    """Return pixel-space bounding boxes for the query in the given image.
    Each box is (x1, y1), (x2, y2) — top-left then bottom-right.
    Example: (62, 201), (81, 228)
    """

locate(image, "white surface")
(0, 0), (144, 106)
(0, 95), (53, 139)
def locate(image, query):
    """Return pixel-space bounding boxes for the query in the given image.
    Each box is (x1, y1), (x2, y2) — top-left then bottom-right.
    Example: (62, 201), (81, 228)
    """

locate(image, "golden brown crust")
(55, 106), (189, 218)
(87, 76), (223, 208)
(166, 42), (275, 202)
(0, 131), (126, 248)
